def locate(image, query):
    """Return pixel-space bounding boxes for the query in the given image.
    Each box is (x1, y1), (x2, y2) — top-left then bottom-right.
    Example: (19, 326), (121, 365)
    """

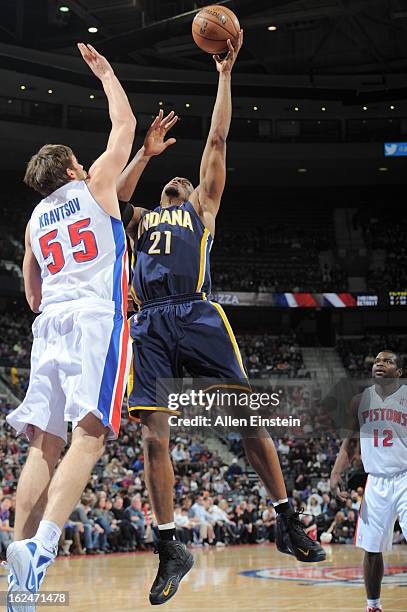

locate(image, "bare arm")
(190, 31), (243, 235)
(330, 394), (361, 502)
(77, 43), (136, 218)
(117, 109), (178, 202)
(23, 223), (42, 313)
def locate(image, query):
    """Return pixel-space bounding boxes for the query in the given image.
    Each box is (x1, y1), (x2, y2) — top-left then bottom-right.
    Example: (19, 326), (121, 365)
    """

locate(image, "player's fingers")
(149, 115), (160, 130)
(164, 138), (177, 148)
(213, 54), (221, 64)
(77, 43), (91, 60)
(227, 39), (234, 54)
(161, 110), (175, 127)
(164, 115), (178, 130)
(86, 44), (101, 58)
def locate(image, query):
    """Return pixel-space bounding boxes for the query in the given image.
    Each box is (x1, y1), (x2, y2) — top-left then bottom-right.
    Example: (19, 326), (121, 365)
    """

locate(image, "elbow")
(209, 131), (227, 148)
(124, 114), (137, 132)
(26, 294), (40, 313)
(115, 114), (137, 133)
(128, 115), (137, 131)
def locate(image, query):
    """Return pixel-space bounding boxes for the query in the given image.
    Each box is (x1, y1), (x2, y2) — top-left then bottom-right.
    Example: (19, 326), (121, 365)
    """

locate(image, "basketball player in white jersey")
(330, 350), (407, 612)
(4, 43), (135, 609)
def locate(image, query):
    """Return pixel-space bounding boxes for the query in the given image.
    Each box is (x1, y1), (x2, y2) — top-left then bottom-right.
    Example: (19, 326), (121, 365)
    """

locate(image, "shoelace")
(154, 543), (183, 579)
(287, 509), (316, 542)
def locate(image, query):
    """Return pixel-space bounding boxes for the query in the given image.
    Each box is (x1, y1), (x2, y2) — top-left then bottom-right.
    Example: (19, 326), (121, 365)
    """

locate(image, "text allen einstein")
(168, 415), (301, 428)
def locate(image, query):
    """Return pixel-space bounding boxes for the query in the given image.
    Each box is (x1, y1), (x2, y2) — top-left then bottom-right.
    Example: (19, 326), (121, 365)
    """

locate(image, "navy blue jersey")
(131, 200), (213, 303)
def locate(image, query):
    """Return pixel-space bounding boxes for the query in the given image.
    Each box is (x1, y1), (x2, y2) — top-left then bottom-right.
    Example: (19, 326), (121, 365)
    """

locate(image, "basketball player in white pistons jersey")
(5, 43), (135, 609)
(330, 350), (407, 612)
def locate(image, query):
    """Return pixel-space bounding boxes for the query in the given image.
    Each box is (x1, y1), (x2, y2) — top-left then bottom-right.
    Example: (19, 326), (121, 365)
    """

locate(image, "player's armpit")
(23, 224), (42, 313)
(125, 205), (148, 239)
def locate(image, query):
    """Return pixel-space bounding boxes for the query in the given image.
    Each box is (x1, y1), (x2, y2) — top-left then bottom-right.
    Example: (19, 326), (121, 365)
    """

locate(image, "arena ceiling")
(1, 0), (407, 77)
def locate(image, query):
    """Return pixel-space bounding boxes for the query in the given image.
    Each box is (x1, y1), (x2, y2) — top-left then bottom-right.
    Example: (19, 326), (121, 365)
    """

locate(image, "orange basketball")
(192, 5), (240, 55)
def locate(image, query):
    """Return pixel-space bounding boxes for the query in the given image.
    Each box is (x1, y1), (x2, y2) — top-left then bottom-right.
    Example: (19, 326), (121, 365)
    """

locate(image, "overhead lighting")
(294, 106), (299, 112)
(298, 168), (307, 173)
(253, 106), (258, 111)
(378, 167), (388, 172)
(89, 94), (95, 99)
(390, 105), (395, 110)
(158, 101), (163, 106)
(20, 85), (26, 90)
(185, 103), (190, 108)
(59, 5), (69, 12)
(362, 106), (368, 111)
(321, 106), (326, 112)
(47, 89), (53, 94)
(268, 25), (277, 31)
(88, 26), (98, 33)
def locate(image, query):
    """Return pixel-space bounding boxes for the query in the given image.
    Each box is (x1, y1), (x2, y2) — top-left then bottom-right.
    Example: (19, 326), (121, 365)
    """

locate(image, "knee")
(29, 431), (65, 468)
(141, 416), (169, 455)
(142, 428), (169, 455)
(72, 435), (105, 460)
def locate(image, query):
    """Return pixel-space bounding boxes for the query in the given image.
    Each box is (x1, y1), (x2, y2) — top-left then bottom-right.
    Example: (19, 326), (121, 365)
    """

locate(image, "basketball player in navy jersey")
(330, 351), (407, 612)
(118, 31), (325, 605)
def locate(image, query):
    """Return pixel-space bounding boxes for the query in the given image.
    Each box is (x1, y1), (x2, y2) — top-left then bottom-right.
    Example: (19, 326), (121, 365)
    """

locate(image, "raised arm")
(330, 394), (361, 502)
(117, 109), (178, 202)
(190, 31), (243, 235)
(23, 223), (42, 313)
(77, 43), (136, 218)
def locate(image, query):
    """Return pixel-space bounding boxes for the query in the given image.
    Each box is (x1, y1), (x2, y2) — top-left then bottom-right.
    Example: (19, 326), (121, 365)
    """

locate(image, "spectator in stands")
(174, 505), (193, 545)
(0, 496), (13, 554)
(189, 495), (215, 546)
(226, 458), (242, 481)
(70, 494), (99, 555)
(124, 495), (146, 549)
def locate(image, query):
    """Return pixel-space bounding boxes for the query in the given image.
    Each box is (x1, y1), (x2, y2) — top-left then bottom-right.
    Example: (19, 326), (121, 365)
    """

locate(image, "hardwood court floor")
(2, 544), (407, 611)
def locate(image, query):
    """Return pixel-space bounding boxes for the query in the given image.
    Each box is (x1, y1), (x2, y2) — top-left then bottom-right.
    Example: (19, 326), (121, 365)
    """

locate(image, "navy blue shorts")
(128, 293), (249, 416)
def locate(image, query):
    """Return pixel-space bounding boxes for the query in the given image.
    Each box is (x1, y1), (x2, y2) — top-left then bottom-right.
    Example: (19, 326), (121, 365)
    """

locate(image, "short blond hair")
(24, 144), (75, 196)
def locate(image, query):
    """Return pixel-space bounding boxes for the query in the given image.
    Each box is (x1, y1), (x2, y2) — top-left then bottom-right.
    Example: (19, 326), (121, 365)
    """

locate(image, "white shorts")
(7, 298), (131, 443)
(355, 470), (407, 553)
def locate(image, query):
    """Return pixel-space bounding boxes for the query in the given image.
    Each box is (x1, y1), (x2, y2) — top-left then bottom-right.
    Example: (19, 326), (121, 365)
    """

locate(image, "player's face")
(69, 155), (88, 180)
(372, 352), (401, 379)
(162, 177), (194, 201)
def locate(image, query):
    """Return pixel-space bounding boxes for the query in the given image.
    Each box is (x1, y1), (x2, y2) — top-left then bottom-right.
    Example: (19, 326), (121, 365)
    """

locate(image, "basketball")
(192, 5), (240, 55)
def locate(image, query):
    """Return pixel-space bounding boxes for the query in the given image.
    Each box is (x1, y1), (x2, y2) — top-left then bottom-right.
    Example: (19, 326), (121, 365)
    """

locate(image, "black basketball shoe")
(276, 509), (326, 563)
(149, 540), (194, 605)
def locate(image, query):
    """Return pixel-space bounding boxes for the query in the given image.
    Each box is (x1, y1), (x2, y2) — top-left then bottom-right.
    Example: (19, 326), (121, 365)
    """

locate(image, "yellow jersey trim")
(196, 228), (209, 292)
(210, 301), (248, 379)
(128, 405), (181, 416)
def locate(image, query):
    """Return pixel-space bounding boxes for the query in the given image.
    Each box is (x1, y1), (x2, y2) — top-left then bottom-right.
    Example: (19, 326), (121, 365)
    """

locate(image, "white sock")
(35, 520), (61, 550)
(272, 498), (288, 507)
(367, 598), (381, 609)
(158, 522), (175, 531)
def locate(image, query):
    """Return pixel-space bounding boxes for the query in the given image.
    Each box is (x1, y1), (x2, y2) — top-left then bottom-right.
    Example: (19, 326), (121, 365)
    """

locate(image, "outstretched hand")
(143, 109), (178, 157)
(77, 43), (114, 80)
(213, 29), (243, 74)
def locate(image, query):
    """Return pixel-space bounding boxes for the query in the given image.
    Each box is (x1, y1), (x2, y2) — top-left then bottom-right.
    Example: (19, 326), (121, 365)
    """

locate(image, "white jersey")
(358, 384), (407, 476)
(30, 180), (127, 312)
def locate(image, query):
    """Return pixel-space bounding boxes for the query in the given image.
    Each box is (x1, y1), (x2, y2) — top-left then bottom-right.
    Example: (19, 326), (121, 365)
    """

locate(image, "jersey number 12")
(373, 428), (393, 447)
